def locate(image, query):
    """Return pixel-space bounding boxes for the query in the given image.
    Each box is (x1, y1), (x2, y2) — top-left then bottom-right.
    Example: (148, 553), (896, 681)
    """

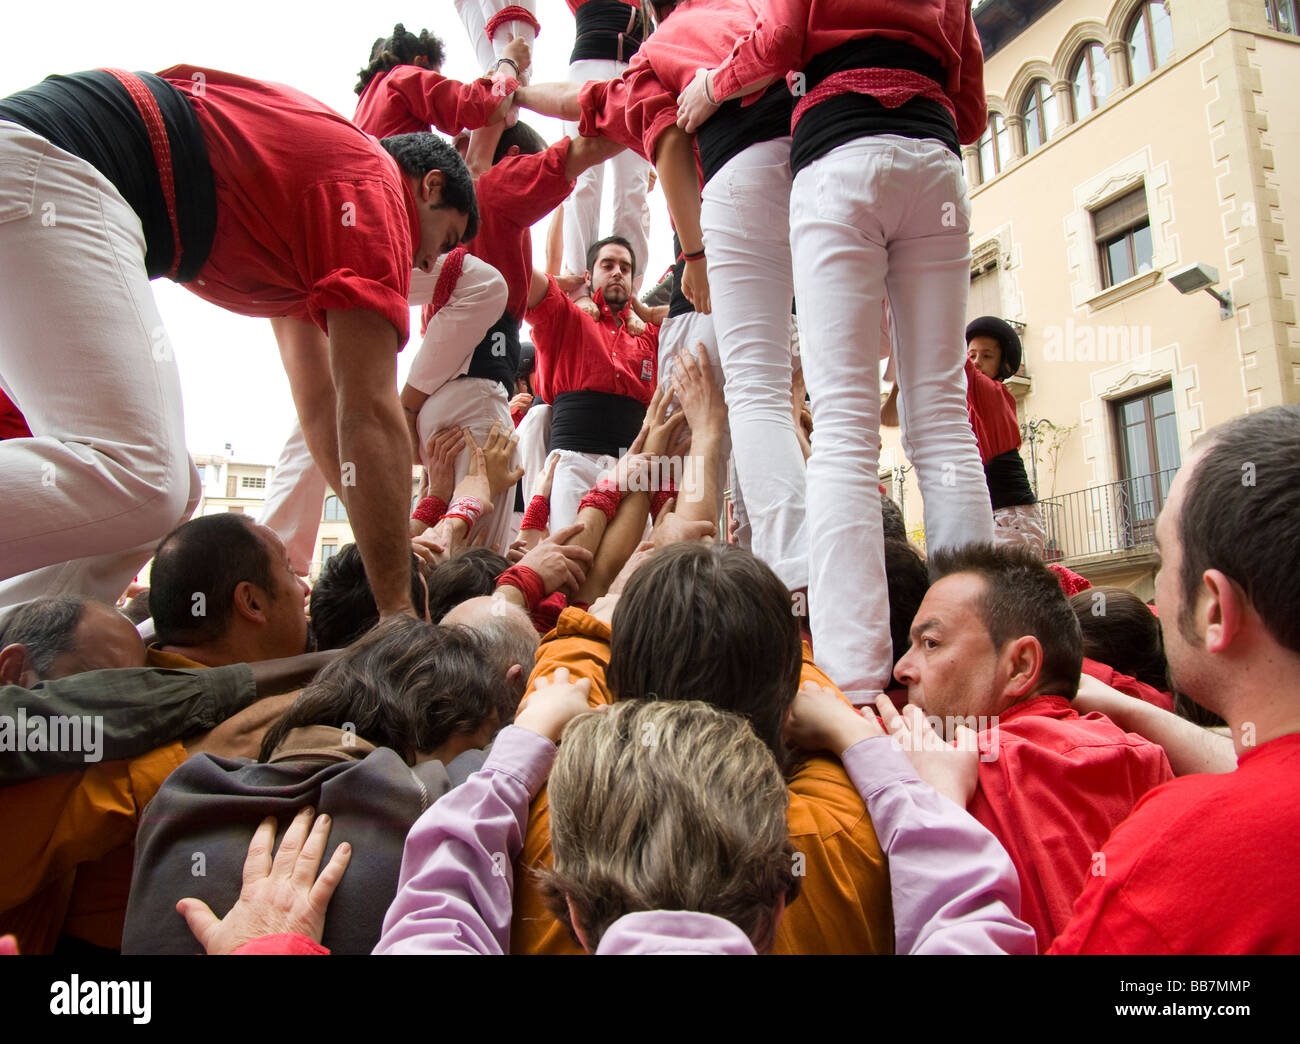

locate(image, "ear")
(506, 662), (524, 686)
(565, 897), (593, 954)
(1200, 569), (1244, 655)
(0, 644), (35, 687)
(507, 145), (521, 156)
(1000, 635), (1043, 702)
(421, 168), (445, 204)
(232, 581), (269, 626)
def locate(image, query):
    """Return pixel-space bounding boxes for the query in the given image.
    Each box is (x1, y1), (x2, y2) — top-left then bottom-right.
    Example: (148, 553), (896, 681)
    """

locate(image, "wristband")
(444, 495), (486, 529)
(521, 494), (551, 532)
(650, 485), (676, 520)
(496, 565), (546, 610)
(682, 247), (706, 262)
(494, 57), (520, 75)
(703, 70), (717, 105)
(579, 477), (623, 523)
(411, 496), (448, 527)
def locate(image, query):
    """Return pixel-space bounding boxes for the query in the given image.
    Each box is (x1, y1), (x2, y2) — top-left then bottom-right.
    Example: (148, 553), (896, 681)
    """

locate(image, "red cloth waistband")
(485, 6), (541, 42)
(791, 68), (956, 132)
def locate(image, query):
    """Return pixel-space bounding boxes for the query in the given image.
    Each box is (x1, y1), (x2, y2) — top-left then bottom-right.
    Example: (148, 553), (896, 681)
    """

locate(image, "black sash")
(549, 390), (646, 457)
(571, 1), (648, 63)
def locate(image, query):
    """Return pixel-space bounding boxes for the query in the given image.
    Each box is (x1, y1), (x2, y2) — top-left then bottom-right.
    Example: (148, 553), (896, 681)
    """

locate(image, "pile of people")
(1, 1), (1296, 957)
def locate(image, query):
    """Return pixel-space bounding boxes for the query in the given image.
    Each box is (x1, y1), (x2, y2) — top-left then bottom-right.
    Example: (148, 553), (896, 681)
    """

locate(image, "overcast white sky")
(2, 0), (671, 463)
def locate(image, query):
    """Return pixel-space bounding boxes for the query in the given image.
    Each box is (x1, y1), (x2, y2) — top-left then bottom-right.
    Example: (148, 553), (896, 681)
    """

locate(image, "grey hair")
(0, 596), (87, 679)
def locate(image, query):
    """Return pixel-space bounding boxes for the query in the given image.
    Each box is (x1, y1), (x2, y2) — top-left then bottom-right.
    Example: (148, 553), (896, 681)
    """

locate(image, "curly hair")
(356, 23), (446, 95)
(379, 132), (480, 241)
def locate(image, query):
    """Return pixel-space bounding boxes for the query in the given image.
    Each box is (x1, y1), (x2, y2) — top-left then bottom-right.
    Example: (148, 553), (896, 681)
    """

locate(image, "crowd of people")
(1, 0), (1297, 958)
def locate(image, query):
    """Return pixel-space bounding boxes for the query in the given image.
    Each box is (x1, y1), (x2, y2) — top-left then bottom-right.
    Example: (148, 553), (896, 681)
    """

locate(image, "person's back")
(968, 695), (1173, 950)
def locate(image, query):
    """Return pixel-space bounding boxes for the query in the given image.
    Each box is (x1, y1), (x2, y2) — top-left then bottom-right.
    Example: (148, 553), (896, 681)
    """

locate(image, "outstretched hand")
(177, 807), (351, 955)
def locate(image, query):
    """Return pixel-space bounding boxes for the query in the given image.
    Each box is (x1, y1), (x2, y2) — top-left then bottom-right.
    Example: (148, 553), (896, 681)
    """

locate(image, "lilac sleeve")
(840, 736), (1037, 955)
(372, 725), (555, 954)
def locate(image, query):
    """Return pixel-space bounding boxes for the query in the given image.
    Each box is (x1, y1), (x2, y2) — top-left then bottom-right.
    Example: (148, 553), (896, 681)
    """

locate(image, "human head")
(881, 493), (907, 544)
(0, 596), (145, 686)
(380, 132), (479, 268)
(965, 316), (1021, 381)
(355, 23), (445, 94)
(1156, 405), (1300, 714)
(258, 616), (498, 765)
(308, 543), (429, 651)
(151, 514), (308, 664)
(585, 236), (636, 312)
(1069, 586), (1168, 691)
(608, 543), (803, 771)
(539, 699), (800, 952)
(423, 549), (510, 624)
(516, 341), (536, 396)
(894, 544), (1082, 725)
(492, 120), (547, 165)
(439, 595), (539, 722)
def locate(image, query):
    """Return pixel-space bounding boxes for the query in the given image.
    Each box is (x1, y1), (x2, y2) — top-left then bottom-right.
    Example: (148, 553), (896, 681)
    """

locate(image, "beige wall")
(880, 0), (1299, 586)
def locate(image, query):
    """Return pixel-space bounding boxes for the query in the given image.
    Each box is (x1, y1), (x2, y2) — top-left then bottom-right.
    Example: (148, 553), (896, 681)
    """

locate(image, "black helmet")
(965, 316), (1022, 380)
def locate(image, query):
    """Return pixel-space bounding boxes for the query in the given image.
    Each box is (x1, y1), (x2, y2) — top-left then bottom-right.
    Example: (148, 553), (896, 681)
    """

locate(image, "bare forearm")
(578, 494), (650, 604)
(629, 296), (668, 325)
(400, 384), (430, 465)
(515, 81), (581, 121)
(677, 433), (724, 526)
(654, 126), (704, 254)
(566, 134), (625, 180)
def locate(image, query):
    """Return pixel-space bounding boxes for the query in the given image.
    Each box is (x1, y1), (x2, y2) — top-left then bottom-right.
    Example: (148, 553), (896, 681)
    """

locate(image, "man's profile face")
(893, 573), (1002, 723)
(255, 525), (310, 658)
(1152, 459), (1209, 705)
(413, 171), (469, 273)
(588, 244), (634, 311)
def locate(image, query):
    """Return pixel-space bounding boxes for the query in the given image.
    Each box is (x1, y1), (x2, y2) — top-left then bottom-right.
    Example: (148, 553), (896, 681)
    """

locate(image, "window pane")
(1074, 43), (1111, 116)
(1122, 399), (1146, 426)
(1073, 56), (1095, 116)
(1151, 2), (1174, 63)
(1129, 10), (1153, 82)
(1154, 411), (1181, 474)
(994, 112), (1012, 168)
(1106, 236), (1134, 285)
(1133, 223), (1154, 273)
(1042, 83), (1061, 138)
(978, 124), (995, 179)
(1022, 86), (1043, 151)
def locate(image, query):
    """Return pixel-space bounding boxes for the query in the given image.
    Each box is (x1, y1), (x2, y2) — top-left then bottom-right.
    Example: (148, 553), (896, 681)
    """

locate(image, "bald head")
(440, 595), (539, 721)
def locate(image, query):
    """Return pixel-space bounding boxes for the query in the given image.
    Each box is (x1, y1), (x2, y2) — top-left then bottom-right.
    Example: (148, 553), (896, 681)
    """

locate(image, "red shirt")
(161, 66), (418, 341)
(423, 140), (575, 329)
(1081, 658), (1175, 714)
(0, 389), (30, 440)
(969, 694), (1174, 953)
(709, 0), (986, 145)
(526, 276), (659, 405)
(352, 67), (508, 139)
(965, 357), (1021, 464)
(1052, 733), (1300, 954)
(579, 0), (766, 161)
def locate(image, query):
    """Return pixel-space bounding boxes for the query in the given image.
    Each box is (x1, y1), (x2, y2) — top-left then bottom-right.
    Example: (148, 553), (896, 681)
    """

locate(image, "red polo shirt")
(969, 694), (1173, 953)
(1052, 733), (1300, 954)
(422, 139), (576, 331)
(525, 276), (658, 406)
(352, 66), (508, 139)
(578, 0), (766, 162)
(708, 0), (985, 144)
(161, 66), (418, 342)
(965, 357), (1021, 464)
(1081, 658), (1175, 714)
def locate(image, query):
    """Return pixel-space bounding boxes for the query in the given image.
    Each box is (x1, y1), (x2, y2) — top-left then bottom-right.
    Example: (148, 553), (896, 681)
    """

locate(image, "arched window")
(1128, 1), (1173, 83)
(323, 494), (347, 522)
(977, 112), (1012, 182)
(1265, 0), (1298, 35)
(1071, 42), (1112, 118)
(1021, 79), (1058, 154)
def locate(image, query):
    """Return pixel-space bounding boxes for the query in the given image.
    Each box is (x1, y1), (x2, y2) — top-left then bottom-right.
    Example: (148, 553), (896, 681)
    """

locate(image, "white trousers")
(515, 401), (552, 513)
(562, 58), (651, 286)
(700, 138), (808, 590)
(454, 0), (538, 72)
(259, 255), (506, 573)
(416, 377), (517, 555)
(549, 449), (614, 534)
(0, 122), (200, 616)
(790, 136), (993, 702)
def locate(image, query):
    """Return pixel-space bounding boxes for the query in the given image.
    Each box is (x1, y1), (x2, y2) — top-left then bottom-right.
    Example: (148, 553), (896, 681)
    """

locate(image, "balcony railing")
(1038, 468), (1180, 563)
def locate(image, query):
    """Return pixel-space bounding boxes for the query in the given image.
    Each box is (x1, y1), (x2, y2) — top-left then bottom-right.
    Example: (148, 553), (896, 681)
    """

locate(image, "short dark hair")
(885, 540), (929, 669)
(492, 120), (547, 165)
(1176, 405), (1300, 656)
(380, 133), (479, 241)
(425, 549), (510, 624)
(258, 616), (497, 764)
(585, 235), (637, 279)
(1069, 587), (1169, 691)
(0, 596), (86, 678)
(881, 494), (907, 544)
(928, 543), (1083, 700)
(151, 514), (276, 647)
(608, 544), (803, 771)
(309, 543), (428, 651)
(355, 23), (445, 95)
